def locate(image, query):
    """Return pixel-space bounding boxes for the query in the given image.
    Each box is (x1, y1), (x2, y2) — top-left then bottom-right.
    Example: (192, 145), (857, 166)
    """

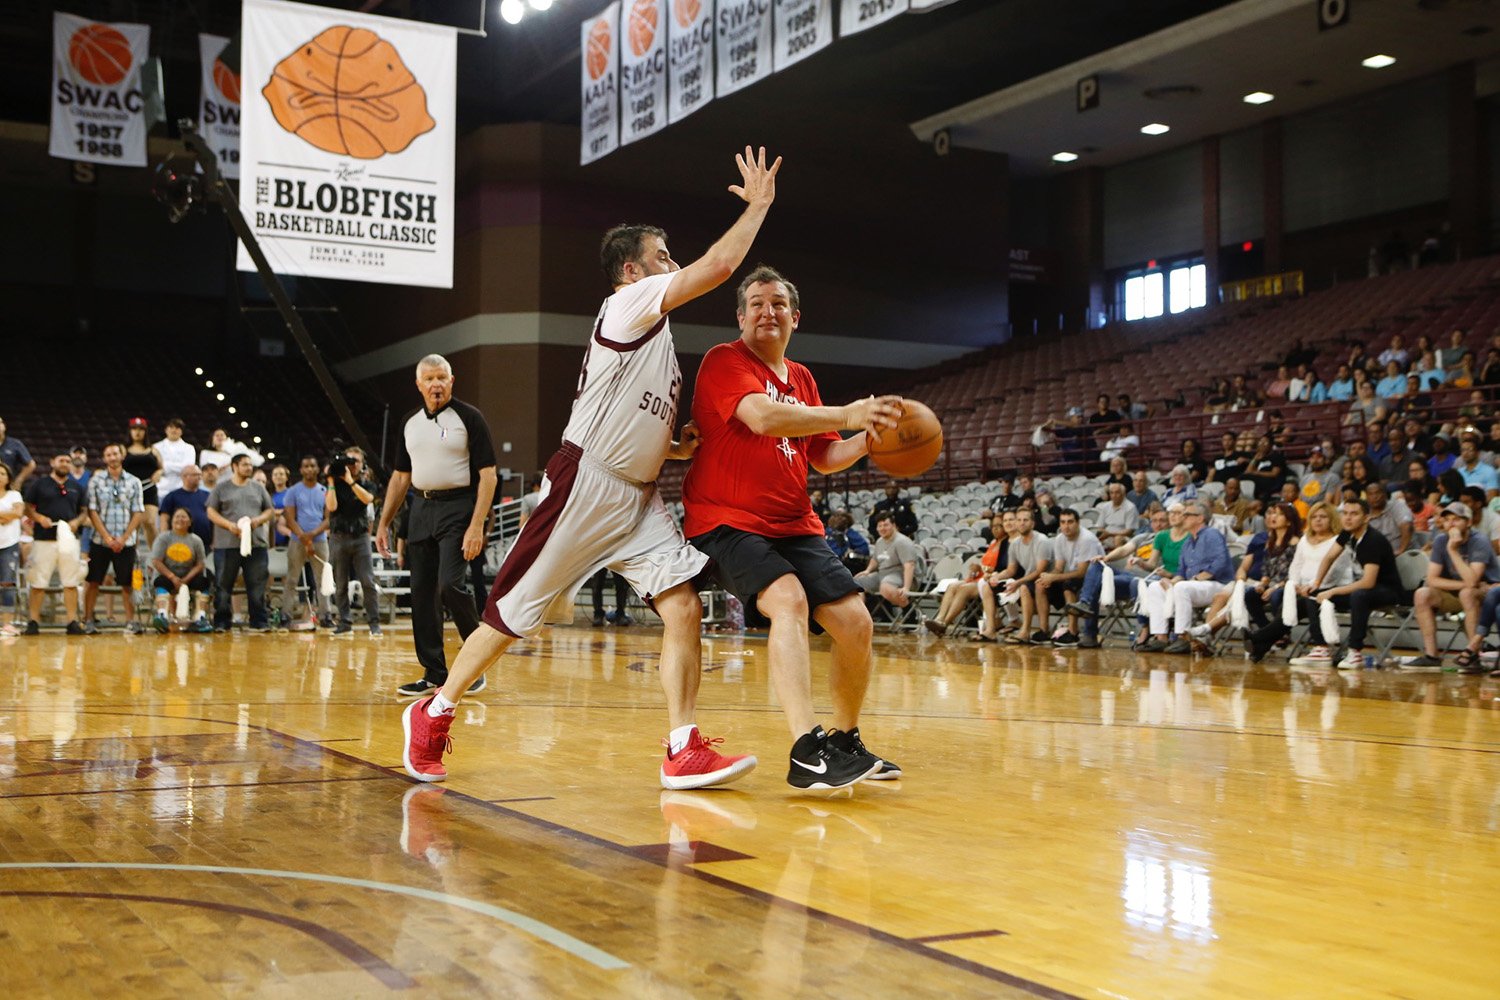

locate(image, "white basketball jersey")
(562, 272), (683, 483)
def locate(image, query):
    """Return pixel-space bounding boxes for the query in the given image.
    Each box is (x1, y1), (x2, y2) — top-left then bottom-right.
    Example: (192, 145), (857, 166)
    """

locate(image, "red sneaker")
(660, 728), (757, 790)
(402, 697), (453, 782)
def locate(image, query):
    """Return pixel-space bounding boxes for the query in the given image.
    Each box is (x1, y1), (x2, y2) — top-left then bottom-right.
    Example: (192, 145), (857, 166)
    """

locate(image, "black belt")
(414, 487), (475, 501)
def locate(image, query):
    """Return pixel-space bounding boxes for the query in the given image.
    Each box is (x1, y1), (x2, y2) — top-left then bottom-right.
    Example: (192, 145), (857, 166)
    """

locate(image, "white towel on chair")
(1282, 583), (1299, 627)
(238, 517), (252, 557)
(1319, 598), (1340, 645)
(1228, 580), (1250, 630)
(1099, 567), (1116, 607)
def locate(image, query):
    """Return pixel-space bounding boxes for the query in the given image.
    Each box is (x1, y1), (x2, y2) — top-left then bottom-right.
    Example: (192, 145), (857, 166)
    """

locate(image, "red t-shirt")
(682, 339), (839, 539)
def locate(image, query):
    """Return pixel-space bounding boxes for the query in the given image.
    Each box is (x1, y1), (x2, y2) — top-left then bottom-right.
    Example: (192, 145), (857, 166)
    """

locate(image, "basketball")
(69, 23), (133, 87)
(628, 0), (658, 58)
(868, 398), (943, 478)
(586, 18), (612, 80)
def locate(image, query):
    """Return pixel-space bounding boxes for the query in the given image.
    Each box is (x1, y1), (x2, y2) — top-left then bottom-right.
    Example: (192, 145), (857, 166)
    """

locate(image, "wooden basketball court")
(2, 625), (1496, 998)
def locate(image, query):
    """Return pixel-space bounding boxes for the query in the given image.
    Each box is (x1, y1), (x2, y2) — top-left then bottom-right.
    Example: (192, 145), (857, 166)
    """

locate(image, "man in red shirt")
(683, 266), (905, 789)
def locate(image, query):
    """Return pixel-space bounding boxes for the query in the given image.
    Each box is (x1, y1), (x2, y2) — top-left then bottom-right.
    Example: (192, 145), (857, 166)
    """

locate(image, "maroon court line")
(488, 796), (556, 804)
(912, 929), (1009, 944)
(0, 775), (386, 801)
(0, 890), (414, 989)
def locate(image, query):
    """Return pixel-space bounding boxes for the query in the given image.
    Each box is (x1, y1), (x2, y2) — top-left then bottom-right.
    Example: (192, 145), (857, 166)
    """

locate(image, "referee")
(377, 354), (498, 698)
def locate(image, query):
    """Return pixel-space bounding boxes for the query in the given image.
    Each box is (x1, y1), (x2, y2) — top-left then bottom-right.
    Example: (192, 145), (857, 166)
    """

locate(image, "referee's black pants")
(407, 495), (481, 684)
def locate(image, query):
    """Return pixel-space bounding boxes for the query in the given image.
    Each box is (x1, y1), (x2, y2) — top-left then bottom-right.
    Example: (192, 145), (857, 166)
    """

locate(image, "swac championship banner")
(667, 0), (713, 124)
(716, 0), (772, 97)
(773, 0), (832, 71)
(198, 34), (240, 179)
(238, 0), (456, 288)
(619, 0), (666, 147)
(580, 2), (620, 164)
(49, 13), (150, 167)
(839, 0), (907, 36)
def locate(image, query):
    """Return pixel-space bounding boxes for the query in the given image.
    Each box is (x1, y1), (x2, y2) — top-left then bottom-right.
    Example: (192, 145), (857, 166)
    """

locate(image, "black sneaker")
(1078, 634), (1101, 649)
(467, 674), (487, 695)
(333, 622), (353, 638)
(1028, 630), (1049, 644)
(591, 612), (605, 626)
(1066, 600), (1097, 618)
(786, 726), (881, 789)
(64, 621), (85, 636)
(24, 620), (40, 635)
(1163, 638), (1192, 654)
(608, 610), (634, 626)
(827, 727), (901, 780)
(1052, 631), (1079, 646)
(397, 678), (437, 698)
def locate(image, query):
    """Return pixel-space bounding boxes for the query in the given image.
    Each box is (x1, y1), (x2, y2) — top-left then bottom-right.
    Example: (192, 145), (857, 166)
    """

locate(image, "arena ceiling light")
(1242, 91), (1274, 105)
(1052, 151), (1079, 163)
(528, 0), (553, 9)
(1140, 122), (1171, 135)
(500, 0), (524, 24)
(1362, 54), (1396, 68)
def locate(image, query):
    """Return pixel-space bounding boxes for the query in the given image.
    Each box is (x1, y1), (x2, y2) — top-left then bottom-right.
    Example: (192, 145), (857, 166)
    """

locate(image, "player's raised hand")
(668, 420), (702, 461)
(728, 146), (781, 207)
(843, 395), (904, 443)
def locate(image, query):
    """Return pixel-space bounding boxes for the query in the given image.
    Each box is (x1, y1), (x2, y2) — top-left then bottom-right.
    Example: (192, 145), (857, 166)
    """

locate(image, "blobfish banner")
(237, 0), (456, 288)
(198, 33), (240, 179)
(49, 12), (151, 167)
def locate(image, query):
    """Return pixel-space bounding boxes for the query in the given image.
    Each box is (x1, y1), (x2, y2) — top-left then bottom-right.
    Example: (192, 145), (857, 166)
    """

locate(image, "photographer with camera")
(325, 446), (382, 638)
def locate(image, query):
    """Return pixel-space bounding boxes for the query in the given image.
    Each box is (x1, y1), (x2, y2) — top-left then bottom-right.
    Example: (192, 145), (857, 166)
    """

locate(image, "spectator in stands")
(1453, 580), (1500, 672)
(1215, 478), (1263, 536)
(22, 454), (88, 634)
(1299, 448), (1340, 508)
(1458, 485), (1500, 554)
(1101, 456), (1131, 496)
(1344, 455), (1381, 502)
(1094, 482), (1138, 550)
(1405, 502), (1500, 670)
(1179, 439), (1209, 483)
(1161, 466), (1197, 507)
(808, 489), (830, 523)
(990, 477), (1023, 512)
(1136, 503), (1190, 649)
(1036, 509), (1103, 645)
(1327, 364), (1356, 402)
(1401, 416), (1433, 456)
(159, 465), (212, 551)
(1208, 432), (1244, 484)
(1449, 354), (1478, 390)
(1404, 481), (1437, 532)
(1376, 361), (1407, 399)
(1016, 473), (1036, 500)
(1364, 422), (1391, 467)
(1365, 481), (1413, 554)
(206, 454), (276, 632)
(1127, 470), (1160, 516)
(1279, 481), (1309, 522)
(590, 570), (631, 628)
(154, 418), (195, 498)
(855, 513), (920, 616)
(986, 507), (1051, 644)
(1411, 351), (1444, 391)
(867, 481), (918, 538)
(1118, 394), (1149, 422)
(1100, 424), (1138, 465)
(0, 417), (35, 489)
(1378, 335), (1410, 369)
(268, 463), (291, 545)
(278, 455), (330, 631)
(973, 510), (1026, 640)
(200, 462), (220, 492)
(1229, 375), (1259, 410)
(1379, 427), (1419, 484)
(1068, 507), (1169, 648)
(1157, 501), (1233, 654)
(66, 447), (91, 493)
(1439, 329), (1470, 371)
(1188, 500), (1301, 648)
(823, 510), (869, 575)
(82, 443), (146, 633)
(1244, 501), (1350, 664)
(1048, 407), (1092, 473)
(252, 468), (269, 490)
(1455, 433), (1500, 498)
(1478, 348), (1500, 389)
(1428, 436), (1458, 478)
(1265, 365), (1292, 401)
(150, 508), (212, 633)
(326, 449), (382, 637)
(1032, 489), (1061, 534)
(0, 462), (21, 634)
(1328, 439), (1363, 481)
(200, 427), (263, 472)
(1398, 379), (1436, 425)
(1347, 343), (1370, 376)
(926, 512), (1008, 638)
(1244, 436), (1288, 501)
(1265, 410), (1291, 448)
(1088, 393), (1122, 431)
(124, 419), (163, 545)
(1346, 381), (1387, 427)
(1296, 498), (1406, 670)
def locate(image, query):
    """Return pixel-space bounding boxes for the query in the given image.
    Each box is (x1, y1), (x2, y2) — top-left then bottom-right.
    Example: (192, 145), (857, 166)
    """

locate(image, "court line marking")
(912, 928), (1009, 944)
(0, 775), (386, 801)
(0, 862), (629, 972)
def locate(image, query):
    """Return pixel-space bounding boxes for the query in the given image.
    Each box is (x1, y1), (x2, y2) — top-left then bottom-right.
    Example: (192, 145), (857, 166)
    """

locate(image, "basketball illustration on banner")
(628, 0), (658, 58)
(69, 23), (133, 86)
(673, 0), (700, 29)
(262, 25), (434, 159)
(586, 16), (613, 80)
(213, 55), (241, 103)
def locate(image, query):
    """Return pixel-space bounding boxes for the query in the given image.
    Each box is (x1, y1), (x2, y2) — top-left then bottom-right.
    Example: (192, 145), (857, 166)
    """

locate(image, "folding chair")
(1371, 550), (1444, 661)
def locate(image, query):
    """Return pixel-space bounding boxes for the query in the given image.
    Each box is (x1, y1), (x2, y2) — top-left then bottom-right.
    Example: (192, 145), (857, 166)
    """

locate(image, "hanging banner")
(667, 0), (713, 124)
(49, 13), (150, 167)
(839, 0), (907, 36)
(198, 34), (240, 178)
(619, 0), (667, 146)
(580, 2), (621, 164)
(238, 0), (456, 289)
(716, 0), (773, 97)
(774, 0), (832, 71)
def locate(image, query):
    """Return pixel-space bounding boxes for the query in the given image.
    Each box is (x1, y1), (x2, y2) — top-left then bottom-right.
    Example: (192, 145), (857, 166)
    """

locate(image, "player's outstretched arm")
(736, 393), (902, 441)
(660, 147), (782, 315)
(810, 433), (873, 475)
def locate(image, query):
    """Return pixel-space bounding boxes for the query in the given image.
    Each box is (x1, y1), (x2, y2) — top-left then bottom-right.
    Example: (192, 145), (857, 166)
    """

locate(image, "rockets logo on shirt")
(767, 378), (802, 463)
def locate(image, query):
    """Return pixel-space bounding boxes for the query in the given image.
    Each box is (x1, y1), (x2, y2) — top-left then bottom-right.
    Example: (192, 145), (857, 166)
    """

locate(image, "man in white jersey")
(401, 147), (781, 790)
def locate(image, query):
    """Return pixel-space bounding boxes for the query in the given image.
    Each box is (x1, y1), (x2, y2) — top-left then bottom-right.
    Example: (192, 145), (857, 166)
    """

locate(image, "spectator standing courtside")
(279, 455), (331, 631)
(376, 356), (497, 696)
(123, 418), (163, 545)
(22, 454), (87, 634)
(0, 462), (23, 633)
(867, 481), (917, 538)
(83, 443), (146, 632)
(159, 465), (212, 551)
(154, 418), (196, 497)
(0, 416), (35, 488)
(206, 454), (276, 632)
(327, 447), (383, 637)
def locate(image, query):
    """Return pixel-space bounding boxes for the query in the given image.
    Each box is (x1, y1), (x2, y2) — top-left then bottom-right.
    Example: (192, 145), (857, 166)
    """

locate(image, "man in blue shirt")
(0, 417), (35, 489)
(1163, 500), (1234, 653)
(1326, 365), (1356, 401)
(277, 454), (332, 630)
(158, 464), (213, 551)
(1454, 435), (1499, 499)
